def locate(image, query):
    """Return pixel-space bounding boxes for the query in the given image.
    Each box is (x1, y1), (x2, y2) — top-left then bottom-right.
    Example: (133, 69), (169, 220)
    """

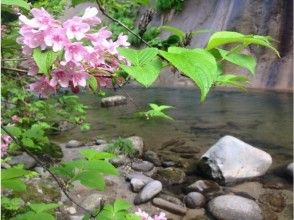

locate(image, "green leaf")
(121, 57), (162, 87)
(33, 49), (60, 75)
(218, 49), (256, 74)
(88, 76), (98, 92)
(216, 74), (248, 89)
(21, 138), (35, 148)
(29, 203), (59, 213)
(80, 149), (114, 160)
(11, 211), (55, 220)
(73, 170), (106, 190)
(71, 0), (93, 7)
(1, 197), (24, 210)
(113, 199), (132, 213)
(1, 0), (30, 10)
(117, 47), (158, 65)
(2, 167), (30, 180)
(4, 126), (22, 137)
(206, 31), (280, 56)
(159, 47), (218, 101)
(2, 179), (27, 192)
(159, 25), (185, 40)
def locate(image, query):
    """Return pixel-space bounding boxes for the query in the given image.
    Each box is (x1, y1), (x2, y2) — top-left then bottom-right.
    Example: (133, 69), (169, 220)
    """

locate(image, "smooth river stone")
(134, 180), (162, 205)
(152, 198), (187, 215)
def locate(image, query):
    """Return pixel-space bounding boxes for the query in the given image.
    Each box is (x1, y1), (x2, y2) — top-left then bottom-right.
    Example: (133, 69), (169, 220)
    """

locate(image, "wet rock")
(153, 167), (186, 185)
(134, 180), (162, 205)
(9, 153), (37, 169)
(160, 138), (185, 149)
(81, 193), (103, 210)
(143, 150), (161, 166)
(152, 198), (187, 216)
(101, 95), (127, 107)
(131, 178), (145, 192)
(229, 181), (263, 200)
(186, 180), (221, 194)
(183, 208), (207, 220)
(286, 162), (293, 178)
(159, 194), (184, 207)
(258, 192), (286, 212)
(198, 135), (272, 184)
(208, 195), (263, 220)
(184, 192), (206, 208)
(65, 206), (77, 214)
(131, 160), (154, 172)
(65, 140), (83, 148)
(95, 139), (107, 145)
(110, 155), (130, 167)
(126, 173), (153, 183)
(162, 161), (177, 167)
(262, 176), (286, 190)
(127, 136), (144, 156)
(158, 152), (182, 167)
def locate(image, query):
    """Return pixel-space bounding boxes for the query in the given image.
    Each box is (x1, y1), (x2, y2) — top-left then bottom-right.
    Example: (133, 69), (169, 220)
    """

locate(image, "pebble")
(152, 197), (187, 216)
(65, 140), (82, 148)
(130, 178), (145, 192)
(134, 180), (162, 205)
(131, 160), (154, 172)
(184, 192), (206, 208)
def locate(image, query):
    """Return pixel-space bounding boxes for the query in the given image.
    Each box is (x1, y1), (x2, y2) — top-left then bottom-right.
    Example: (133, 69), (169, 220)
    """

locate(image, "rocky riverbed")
(11, 133), (292, 220)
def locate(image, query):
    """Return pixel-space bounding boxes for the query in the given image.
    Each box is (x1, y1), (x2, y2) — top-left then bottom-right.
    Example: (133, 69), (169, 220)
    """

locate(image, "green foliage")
(1, 166), (30, 192)
(33, 0), (67, 15)
(1, 0), (30, 10)
(155, 0), (184, 12)
(138, 103), (174, 120)
(216, 74), (248, 89)
(1, 197), (25, 220)
(11, 203), (59, 220)
(33, 49), (61, 75)
(96, 199), (140, 220)
(88, 76), (99, 92)
(160, 25), (186, 41)
(206, 31), (280, 56)
(51, 150), (117, 190)
(118, 47), (162, 87)
(159, 47), (218, 101)
(106, 137), (135, 157)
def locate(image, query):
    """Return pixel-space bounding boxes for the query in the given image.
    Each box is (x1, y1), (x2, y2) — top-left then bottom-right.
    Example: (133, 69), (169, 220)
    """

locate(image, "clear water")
(52, 87), (293, 168)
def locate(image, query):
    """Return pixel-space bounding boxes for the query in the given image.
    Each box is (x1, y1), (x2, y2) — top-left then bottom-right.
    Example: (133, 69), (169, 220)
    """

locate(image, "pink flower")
(64, 42), (87, 63)
(116, 33), (130, 47)
(82, 7), (101, 26)
(44, 28), (68, 52)
(31, 7), (58, 30)
(86, 27), (112, 47)
(28, 77), (56, 97)
(85, 46), (105, 67)
(153, 212), (167, 220)
(97, 76), (112, 88)
(20, 59), (39, 76)
(1, 135), (12, 157)
(20, 27), (46, 49)
(11, 115), (20, 123)
(50, 69), (71, 87)
(19, 14), (39, 29)
(63, 16), (90, 40)
(71, 71), (89, 87)
(135, 209), (152, 220)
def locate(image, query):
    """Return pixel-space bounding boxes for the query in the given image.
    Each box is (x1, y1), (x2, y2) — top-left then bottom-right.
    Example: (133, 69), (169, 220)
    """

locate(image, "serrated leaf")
(121, 58), (162, 87)
(1, 0), (30, 10)
(2, 167), (30, 180)
(4, 126), (22, 137)
(33, 49), (60, 75)
(218, 49), (256, 74)
(29, 203), (59, 213)
(159, 48), (218, 101)
(216, 74), (248, 89)
(2, 179), (26, 192)
(74, 170), (105, 190)
(113, 199), (132, 213)
(206, 31), (279, 56)
(117, 47), (158, 65)
(21, 138), (35, 148)
(11, 211), (55, 220)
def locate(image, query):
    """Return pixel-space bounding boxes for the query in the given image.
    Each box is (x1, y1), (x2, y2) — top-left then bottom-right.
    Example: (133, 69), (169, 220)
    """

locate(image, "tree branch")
(1, 126), (95, 217)
(2, 67), (28, 73)
(95, 0), (151, 47)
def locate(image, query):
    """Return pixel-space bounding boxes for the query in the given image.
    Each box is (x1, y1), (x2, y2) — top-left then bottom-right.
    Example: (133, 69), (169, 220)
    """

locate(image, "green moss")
(106, 137), (136, 157)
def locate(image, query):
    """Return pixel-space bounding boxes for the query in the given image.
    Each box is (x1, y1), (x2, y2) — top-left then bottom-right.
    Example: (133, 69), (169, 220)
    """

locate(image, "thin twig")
(1, 58), (28, 61)
(1, 126), (94, 217)
(95, 0), (151, 47)
(2, 67), (28, 73)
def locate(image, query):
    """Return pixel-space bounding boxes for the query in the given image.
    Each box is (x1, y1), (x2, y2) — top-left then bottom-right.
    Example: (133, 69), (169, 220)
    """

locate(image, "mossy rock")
(153, 167), (186, 185)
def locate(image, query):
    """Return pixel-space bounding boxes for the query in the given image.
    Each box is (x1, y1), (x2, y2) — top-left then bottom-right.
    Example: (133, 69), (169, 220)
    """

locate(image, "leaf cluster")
(138, 103), (174, 120)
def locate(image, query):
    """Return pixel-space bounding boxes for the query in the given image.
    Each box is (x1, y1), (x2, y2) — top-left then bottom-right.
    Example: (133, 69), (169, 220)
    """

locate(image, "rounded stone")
(286, 162), (293, 178)
(187, 180), (221, 194)
(134, 180), (162, 205)
(152, 197), (187, 215)
(130, 178), (145, 192)
(131, 160), (154, 172)
(101, 95), (127, 107)
(9, 153), (37, 169)
(153, 167), (186, 185)
(65, 140), (82, 148)
(208, 195), (263, 220)
(143, 150), (161, 166)
(184, 192), (206, 208)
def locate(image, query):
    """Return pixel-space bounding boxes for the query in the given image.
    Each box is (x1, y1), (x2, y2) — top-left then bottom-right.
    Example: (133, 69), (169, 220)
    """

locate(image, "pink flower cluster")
(135, 209), (167, 220)
(18, 7), (130, 97)
(1, 135), (12, 157)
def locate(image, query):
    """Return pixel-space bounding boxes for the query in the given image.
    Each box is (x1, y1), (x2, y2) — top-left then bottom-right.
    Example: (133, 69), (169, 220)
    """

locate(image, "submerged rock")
(101, 95), (127, 107)
(186, 180), (221, 194)
(184, 192), (206, 208)
(134, 180), (162, 205)
(208, 195), (263, 220)
(65, 140), (83, 148)
(198, 135), (272, 184)
(152, 198), (187, 215)
(153, 167), (186, 185)
(258, 192), (286, 213)
(9, 153), (37, 169)
(143, 150), (161, 166)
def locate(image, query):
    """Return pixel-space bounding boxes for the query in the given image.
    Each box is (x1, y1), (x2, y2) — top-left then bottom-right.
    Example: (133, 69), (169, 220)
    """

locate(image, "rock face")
(198, 135), (272, 184)
(208, 195), (263, 220)
(134, 180), (162, 204)
(184, 192), (206, 208)
(152, 198), (187, 215)
(101, 95), (127, 107)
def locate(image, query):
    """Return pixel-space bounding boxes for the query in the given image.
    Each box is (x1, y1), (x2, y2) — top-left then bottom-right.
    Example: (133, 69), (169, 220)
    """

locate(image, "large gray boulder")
(208, 195), (263, 220)
(198, 135), (272, 184)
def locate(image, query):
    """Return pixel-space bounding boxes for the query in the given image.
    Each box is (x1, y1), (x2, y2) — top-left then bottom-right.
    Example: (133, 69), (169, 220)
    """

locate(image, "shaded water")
(52, 87), (293, 168)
